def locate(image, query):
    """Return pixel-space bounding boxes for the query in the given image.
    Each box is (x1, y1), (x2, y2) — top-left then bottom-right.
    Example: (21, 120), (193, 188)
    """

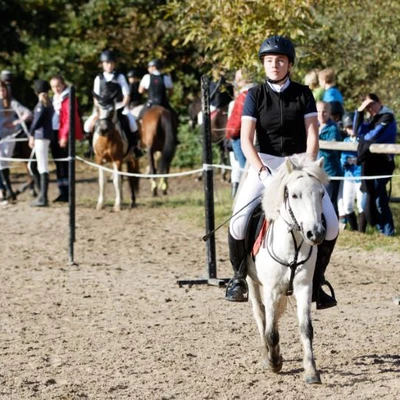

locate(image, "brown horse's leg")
(147, 150), (157, 196)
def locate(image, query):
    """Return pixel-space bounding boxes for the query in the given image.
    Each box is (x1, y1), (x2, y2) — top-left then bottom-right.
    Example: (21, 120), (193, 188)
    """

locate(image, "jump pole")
(68, 86), (76, 265)
(177, 75), (229, 287)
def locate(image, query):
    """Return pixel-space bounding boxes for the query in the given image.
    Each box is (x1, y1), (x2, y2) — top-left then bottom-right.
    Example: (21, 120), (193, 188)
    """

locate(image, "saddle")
(245, 204), (269, 259)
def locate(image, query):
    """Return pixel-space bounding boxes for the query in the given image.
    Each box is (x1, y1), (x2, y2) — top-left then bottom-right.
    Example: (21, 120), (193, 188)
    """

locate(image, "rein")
(266, 186), (313, 296)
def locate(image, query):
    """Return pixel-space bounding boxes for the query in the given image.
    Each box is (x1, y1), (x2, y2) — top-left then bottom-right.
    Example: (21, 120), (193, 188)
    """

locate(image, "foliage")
(1, 0), (400, 120)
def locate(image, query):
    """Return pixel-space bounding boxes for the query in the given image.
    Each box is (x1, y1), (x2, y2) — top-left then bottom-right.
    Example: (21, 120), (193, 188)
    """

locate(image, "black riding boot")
(358, 212), (367, 233)
(346, 212), (358, 231)
(225, 231), (249, 302)
(0, 168), (16, 201)
(54, 185), (68, 203)
(31, 173), (49, 207)
(312, 237), (337, 310)
(129, 130), (143, 158)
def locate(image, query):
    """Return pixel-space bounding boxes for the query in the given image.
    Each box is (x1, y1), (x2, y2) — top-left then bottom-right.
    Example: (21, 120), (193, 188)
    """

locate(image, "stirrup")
(225, 278), (249, 303)
(316, 280), (337, 310)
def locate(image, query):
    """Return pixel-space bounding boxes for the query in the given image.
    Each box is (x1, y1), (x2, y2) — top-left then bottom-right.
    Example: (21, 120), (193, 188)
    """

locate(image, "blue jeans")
(374, 178), (395, 236)
(231, 138), (246, 168)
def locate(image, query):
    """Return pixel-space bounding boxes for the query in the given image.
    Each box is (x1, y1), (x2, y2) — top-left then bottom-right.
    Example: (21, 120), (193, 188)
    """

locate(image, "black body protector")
(98, 72), (132, 147)
(148, 74), (169, 108)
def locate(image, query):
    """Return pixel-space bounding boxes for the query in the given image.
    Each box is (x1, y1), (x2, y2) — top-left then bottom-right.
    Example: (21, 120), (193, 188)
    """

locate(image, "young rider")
(225, 35), (339, 310)
(86, 50), (142, 158)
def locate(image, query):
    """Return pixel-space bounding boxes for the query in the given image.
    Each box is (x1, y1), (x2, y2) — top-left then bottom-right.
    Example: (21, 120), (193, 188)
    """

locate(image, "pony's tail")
(159, 110), (177, 173)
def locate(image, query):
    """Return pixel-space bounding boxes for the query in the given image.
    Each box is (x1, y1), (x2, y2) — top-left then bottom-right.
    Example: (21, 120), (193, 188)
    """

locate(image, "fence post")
(177, 75), (228, 287)
(68, 86), (76, 265)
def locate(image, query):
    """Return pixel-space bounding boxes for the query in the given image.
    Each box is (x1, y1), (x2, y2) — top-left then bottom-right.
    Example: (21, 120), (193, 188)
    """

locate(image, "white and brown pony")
(247, 155), (329, 384)
(92, 92), (139, 211)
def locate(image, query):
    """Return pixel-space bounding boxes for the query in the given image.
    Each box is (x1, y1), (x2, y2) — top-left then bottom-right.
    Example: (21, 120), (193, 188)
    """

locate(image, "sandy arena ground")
(0, 168), (399, 399)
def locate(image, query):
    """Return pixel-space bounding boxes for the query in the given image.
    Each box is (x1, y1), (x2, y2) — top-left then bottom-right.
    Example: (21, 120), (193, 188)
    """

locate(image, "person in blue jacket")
(354, 93), (397, 236)
(317, 101), (343, 216)
(340, 112), (366, 232)
(28, 79), (54, 207)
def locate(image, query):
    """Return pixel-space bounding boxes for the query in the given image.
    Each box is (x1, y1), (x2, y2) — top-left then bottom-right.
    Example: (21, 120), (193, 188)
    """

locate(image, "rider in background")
(225, 35), (338, 310)
(0, 80), (32, 203)
(139, 59), (173, 110)
(127, 69), (143, 108)
(138, 59), (179, 144)
(85, 50), (142, 158)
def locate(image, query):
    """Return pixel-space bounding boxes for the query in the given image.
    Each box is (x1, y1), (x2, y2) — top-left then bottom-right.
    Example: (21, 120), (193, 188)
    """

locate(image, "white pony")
(247, 154), (329, 384)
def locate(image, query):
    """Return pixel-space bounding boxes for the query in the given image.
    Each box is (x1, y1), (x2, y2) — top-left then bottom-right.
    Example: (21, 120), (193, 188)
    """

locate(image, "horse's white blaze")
(248, 155), (327, 384)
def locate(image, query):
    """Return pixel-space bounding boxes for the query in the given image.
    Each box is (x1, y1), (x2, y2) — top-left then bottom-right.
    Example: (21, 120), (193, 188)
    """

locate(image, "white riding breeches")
(84, 108), (138, 133)
(33, 138), (50, 174)
(229, 153), (339, 241)
(342, 179), (365, 214)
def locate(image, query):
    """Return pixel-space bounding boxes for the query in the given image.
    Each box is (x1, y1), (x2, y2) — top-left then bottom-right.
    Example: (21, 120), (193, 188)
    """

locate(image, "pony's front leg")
(158, 176), (168, 195)
(262, 288), (283, 373)
(112, 161), (122, 212)
(247, 278), (268, 367)
(295, 286), (321, 384)
(96, 162), (106, 211)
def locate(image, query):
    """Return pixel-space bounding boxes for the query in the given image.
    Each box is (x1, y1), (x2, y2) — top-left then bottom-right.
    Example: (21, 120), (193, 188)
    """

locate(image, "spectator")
(317, 101), (343, 216)
(355, 93), (396, 236)
(319, 68), (345, 123)
(225, 69), (255, 197)
(304, 69), (324, 101)
(50, 75), (84, 202)
(340, 112), (366, 232)
(0, 80), (32, 202)
(28, 79), (54, 207)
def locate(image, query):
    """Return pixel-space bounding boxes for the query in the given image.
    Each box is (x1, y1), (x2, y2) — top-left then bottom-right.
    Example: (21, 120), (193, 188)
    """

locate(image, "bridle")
(265, 185), (314, 296)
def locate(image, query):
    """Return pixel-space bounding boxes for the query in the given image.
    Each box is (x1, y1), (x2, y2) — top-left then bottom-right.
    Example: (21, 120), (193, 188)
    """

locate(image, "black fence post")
(177, 75), (228, 287)
(68, 86), (76, 265)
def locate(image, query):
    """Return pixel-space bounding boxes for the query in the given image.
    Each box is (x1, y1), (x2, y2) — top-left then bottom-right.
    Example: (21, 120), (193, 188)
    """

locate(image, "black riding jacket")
(243, 81), (317, 156)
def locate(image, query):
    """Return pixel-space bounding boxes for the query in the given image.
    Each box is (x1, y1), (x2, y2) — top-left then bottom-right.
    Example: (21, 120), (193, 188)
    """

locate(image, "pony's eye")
(292, 193), (299, 199)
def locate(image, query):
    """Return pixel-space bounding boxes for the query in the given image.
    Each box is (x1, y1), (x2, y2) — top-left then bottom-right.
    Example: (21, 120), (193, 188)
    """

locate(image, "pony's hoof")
(96, 204), (103, 211)
(305, 372), (321, 384)
(270, 357), (283, 373)
(113, 205), (121, 212)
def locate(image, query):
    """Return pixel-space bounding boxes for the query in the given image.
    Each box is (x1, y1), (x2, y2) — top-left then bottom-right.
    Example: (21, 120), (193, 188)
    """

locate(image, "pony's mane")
(261, 154), (329, 221)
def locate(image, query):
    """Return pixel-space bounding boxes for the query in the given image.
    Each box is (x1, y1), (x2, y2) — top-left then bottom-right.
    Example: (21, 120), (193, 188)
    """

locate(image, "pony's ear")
(316, 157), (324, 169)
(285, 157), (294, 173)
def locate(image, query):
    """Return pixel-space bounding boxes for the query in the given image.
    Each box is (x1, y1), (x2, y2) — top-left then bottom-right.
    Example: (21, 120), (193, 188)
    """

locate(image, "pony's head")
(262, 154), (329, 245)
(93, 92), (118, 136)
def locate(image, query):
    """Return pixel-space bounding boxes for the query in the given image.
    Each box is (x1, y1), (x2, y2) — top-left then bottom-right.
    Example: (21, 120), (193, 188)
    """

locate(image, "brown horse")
(140, 105), (177, 196)
(92, 92), (139, 211)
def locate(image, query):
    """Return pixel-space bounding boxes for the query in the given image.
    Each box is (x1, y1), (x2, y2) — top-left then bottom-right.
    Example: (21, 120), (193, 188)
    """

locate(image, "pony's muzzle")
(305, 224), (326, 245)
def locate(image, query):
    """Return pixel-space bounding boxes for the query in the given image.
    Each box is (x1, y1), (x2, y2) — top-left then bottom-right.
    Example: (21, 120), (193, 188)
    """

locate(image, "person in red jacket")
(225, 69), (255, 196)
(50, 75), (83, 202)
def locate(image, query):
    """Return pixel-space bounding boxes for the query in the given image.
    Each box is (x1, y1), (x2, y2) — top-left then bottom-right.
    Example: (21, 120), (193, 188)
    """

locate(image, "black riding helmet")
(34, 79), (51, 94)
(148, 59), (161, 69)
(258, 35), (296, 64)
(342, 112), (355, 128)
(127, 69), (140, 78)
(100, 50), (116, 63)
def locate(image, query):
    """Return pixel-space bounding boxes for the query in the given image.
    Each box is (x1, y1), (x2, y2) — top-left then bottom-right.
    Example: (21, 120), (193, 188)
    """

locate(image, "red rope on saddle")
(252, 219), (269, 257)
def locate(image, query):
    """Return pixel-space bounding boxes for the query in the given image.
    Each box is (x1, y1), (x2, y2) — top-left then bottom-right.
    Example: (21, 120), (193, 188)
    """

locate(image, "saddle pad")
(252, 219), (269, 257)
